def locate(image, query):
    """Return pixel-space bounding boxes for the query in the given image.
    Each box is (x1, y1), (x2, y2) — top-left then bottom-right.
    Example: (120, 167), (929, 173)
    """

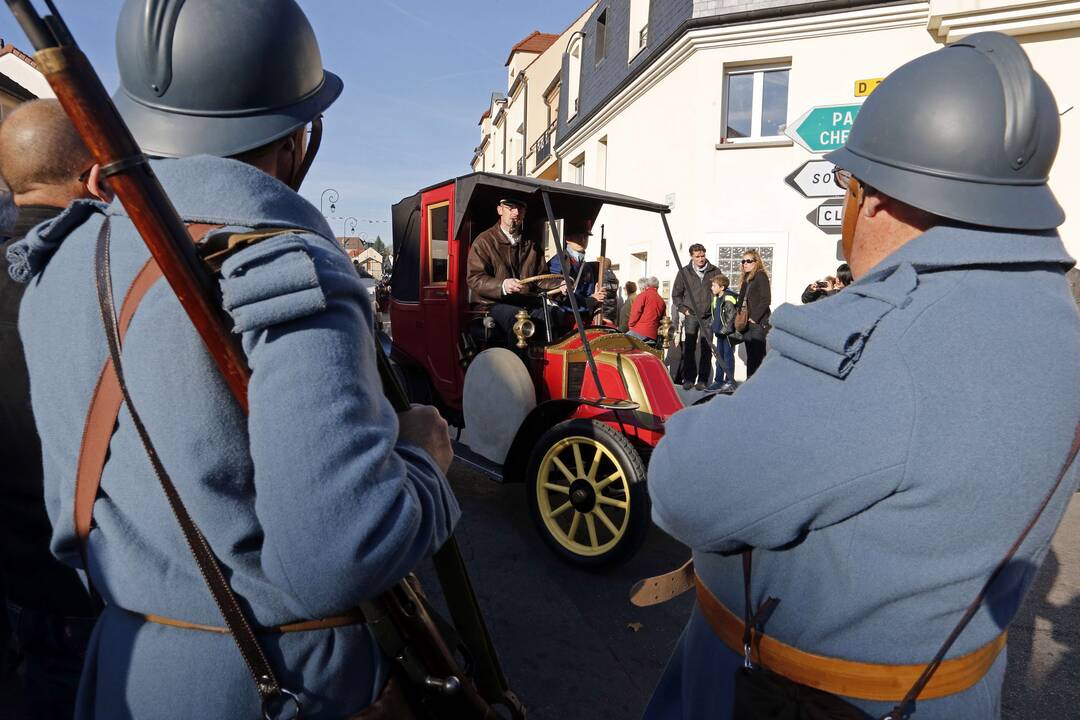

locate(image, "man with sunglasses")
(5, 1), (459, 718)
(645, 32), (1078, 719)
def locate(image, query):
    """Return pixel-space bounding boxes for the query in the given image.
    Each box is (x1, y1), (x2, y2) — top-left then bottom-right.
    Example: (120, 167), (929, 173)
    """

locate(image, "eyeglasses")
(740, 259), (755, 265)
(833, 168), (853, 190)
(77, 166), (93, 184)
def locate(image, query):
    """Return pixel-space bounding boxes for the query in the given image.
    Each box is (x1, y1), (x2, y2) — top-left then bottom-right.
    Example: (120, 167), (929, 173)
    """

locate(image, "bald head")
(0, 99), (94, 204)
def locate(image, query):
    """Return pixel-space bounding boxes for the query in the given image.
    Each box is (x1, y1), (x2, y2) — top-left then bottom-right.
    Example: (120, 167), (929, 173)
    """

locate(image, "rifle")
(593, 223), (617, 325)
(5, 2), (522, 718)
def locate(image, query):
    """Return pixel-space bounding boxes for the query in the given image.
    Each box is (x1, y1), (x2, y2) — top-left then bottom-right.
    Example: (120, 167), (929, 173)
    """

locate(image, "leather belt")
(131, 607), (367, 635)
(694, 575), (1006, 702)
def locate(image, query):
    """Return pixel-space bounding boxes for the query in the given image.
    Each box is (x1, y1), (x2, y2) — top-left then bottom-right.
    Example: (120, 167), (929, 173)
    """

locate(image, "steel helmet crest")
(826, 32), (1063, 230)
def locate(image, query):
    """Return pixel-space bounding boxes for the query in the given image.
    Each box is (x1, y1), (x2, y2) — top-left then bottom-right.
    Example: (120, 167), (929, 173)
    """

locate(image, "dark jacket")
(737, 271), (772, 326)
(711, 288), (739, 335)
(1, 204), (96, 616)
(671, 260), (720, 320)
(801, 284), (842, 304)
(548, 252), (599, 315)
(466, 222), (544, 305)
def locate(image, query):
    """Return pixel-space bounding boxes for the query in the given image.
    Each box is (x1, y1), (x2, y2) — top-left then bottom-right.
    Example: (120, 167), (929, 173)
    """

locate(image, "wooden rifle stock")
(6, 2), (519, 718)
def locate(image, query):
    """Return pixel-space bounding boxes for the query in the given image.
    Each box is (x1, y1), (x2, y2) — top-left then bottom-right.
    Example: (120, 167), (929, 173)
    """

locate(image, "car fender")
(502, 399), (587, 484)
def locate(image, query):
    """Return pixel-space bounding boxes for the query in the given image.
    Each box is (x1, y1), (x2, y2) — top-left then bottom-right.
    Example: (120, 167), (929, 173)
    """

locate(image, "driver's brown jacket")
(466, 222), (544, 305)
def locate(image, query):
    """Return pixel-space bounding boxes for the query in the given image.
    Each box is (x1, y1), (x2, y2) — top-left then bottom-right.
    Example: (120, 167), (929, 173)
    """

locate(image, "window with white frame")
(628, 0), (650, 59)
(595, 10), (607, 64)
(567, 37), (582, 120)
(722, 64), (790, 143)
(570, 154), (585, 185)
(596, 137), (608, 190)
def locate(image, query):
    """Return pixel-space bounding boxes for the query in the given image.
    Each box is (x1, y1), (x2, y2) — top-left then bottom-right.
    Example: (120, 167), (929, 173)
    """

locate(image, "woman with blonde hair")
(736, 249), (771, 377)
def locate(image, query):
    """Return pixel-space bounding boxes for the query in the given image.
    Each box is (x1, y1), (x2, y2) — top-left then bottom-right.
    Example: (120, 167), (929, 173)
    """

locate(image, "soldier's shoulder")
(217, 228), (361, 333)
(769, 263), (919, 379)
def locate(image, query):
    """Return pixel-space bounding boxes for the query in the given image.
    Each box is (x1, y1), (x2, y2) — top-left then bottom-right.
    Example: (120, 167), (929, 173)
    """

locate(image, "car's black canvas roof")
(390, 174), (670, 300)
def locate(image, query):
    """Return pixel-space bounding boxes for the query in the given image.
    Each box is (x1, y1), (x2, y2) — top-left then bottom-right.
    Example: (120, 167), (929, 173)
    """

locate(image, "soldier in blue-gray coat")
(643, 33), (1079, 719)
(6, 1), (459, 718)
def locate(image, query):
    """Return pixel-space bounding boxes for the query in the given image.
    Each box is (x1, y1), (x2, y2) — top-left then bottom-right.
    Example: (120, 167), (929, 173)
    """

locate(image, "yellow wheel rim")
(535, 435), (631, 557)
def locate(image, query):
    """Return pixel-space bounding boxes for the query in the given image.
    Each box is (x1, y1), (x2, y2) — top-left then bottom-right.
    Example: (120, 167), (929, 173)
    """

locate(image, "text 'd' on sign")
(785, 104), (862, 153)
(854, 78), (883, 97)
(785, 160), (843, 198)
(806, 199), (844, 235)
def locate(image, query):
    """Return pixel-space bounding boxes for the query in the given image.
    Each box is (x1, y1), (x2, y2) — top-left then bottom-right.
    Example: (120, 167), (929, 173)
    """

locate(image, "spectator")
(0, 99), (108, 720)
(801, 263), (852, 303)
(736, 249), (771, 377)
(671, 243), (721, 390)
(627, 276), (666, 344)
(706, 274), (738, 392)
(548, 218), (606, 321)
(618, 280), (638, 332)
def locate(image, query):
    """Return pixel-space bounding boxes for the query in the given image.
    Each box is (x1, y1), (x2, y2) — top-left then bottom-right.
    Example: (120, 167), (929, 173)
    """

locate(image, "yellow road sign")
(854, 78), (883, 97)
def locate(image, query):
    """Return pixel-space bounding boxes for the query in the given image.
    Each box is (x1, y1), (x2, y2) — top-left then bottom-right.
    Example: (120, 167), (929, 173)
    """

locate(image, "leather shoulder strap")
(883, 419), (1080, 719)
(74, 223), (222, 547)
(74, 257), (163, 544)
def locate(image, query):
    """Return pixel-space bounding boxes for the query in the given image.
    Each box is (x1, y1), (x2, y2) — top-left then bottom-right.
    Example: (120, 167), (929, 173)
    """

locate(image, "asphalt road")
(415, 464), (695, 720)
(421, 463), (1080, 720)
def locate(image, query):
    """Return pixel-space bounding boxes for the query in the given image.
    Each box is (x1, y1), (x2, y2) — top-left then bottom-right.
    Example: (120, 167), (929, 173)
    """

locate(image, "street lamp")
(320, 187), (339, 216)
(342, 216), (358, 242)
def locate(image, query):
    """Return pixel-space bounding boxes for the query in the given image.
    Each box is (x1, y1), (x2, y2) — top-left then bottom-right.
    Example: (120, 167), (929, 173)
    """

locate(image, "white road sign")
(806, 199), (844, 235)
(784, 160), (843, 198)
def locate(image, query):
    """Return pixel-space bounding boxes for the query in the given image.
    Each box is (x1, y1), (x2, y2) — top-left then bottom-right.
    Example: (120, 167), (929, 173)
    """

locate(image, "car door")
(419, 185), (461, 407)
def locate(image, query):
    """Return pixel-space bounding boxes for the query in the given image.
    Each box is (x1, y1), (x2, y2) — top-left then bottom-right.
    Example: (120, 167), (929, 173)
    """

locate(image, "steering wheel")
(517, 273), (566, 296)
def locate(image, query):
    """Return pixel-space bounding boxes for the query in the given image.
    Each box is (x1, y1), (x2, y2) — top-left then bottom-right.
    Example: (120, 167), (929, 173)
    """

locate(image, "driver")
(466, 195), (547, 339)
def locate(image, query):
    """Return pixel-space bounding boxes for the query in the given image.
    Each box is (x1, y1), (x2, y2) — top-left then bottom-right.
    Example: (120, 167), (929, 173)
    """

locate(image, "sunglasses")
(740, 259), (755, 264)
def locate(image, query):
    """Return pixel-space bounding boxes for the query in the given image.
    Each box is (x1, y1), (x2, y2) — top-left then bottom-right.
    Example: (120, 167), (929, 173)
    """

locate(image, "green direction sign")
(785, 104), (862, 153)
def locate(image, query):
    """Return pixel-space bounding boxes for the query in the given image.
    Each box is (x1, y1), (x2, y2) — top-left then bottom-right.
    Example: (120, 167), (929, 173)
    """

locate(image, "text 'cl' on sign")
(806, 199), (844, 235)
(785, 104), (862, 153)
(785, 160), (843, 198)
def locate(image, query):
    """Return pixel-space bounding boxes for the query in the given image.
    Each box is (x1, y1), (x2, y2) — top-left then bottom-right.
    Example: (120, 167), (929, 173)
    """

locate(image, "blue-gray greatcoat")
(7, 156), (461, 719)
(644, 225), (1080, 719)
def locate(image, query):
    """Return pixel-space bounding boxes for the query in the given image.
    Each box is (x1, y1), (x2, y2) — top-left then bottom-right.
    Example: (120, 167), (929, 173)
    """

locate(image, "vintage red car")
(387, 173), (686, 566)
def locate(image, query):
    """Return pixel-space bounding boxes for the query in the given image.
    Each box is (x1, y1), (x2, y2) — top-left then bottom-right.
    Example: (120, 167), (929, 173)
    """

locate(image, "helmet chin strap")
(289, 116), (323, 191)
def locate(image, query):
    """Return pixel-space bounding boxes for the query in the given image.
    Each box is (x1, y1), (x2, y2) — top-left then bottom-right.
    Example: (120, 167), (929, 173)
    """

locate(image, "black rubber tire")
(525, 419), (651, 568)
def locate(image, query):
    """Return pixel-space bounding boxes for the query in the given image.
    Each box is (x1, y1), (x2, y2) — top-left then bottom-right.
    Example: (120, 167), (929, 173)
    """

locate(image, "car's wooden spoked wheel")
(528, 419), (650, 566)
(536, 436), (631, 557)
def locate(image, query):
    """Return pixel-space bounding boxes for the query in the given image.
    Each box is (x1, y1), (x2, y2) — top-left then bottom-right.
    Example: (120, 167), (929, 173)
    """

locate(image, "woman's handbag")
(733, 421), (1080, 720)
(734, 297), (750, 334)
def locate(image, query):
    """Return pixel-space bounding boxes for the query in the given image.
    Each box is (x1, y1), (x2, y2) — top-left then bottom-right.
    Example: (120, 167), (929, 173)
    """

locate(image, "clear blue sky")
(0, 0), (590, 243)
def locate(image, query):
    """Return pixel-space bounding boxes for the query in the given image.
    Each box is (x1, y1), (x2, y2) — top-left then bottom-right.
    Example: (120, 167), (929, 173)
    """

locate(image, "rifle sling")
(88, 219), (297, 712)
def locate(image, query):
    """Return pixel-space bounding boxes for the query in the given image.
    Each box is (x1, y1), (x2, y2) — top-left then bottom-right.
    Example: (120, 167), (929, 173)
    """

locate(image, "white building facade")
(472, 7), (597, 180)
(551, 0), (1080, 308)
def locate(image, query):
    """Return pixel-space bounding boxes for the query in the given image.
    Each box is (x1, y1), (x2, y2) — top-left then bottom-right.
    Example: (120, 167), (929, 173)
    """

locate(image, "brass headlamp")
(512, 309), (535, 349)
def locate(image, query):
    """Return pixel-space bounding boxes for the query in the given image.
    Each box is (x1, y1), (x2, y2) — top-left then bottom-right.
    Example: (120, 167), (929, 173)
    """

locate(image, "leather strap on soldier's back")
(695, 575), (1007, 701)
(73, 223), (301, 547)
